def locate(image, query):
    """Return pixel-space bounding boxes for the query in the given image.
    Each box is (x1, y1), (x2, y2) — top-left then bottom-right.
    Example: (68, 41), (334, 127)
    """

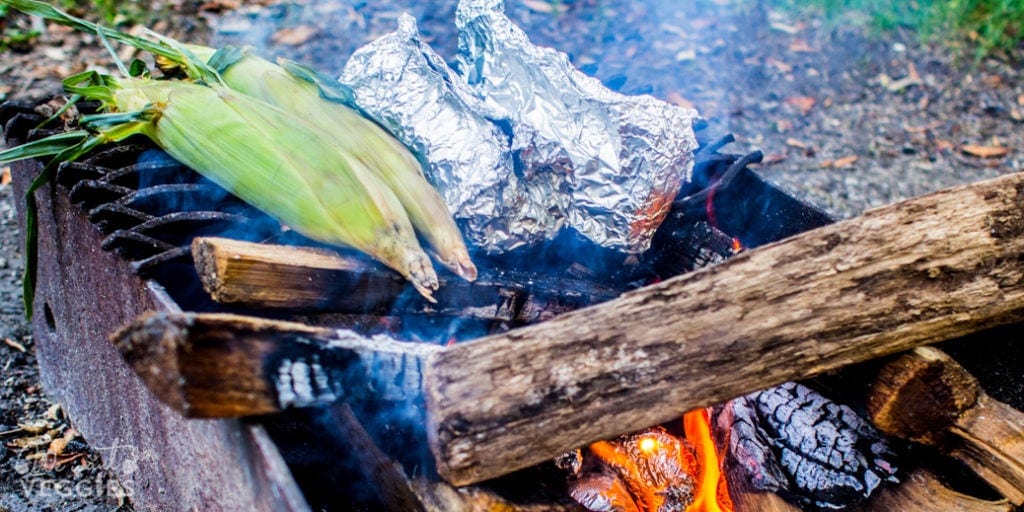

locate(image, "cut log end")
(867, 346), (981, 446)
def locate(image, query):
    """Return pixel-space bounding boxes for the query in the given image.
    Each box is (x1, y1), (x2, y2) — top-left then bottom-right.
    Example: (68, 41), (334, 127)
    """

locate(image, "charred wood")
(111, 311), (437, 418)
(425, 171), (1024, 485)
(867, 347), (1024, 505)
(715, 382), (898, 509)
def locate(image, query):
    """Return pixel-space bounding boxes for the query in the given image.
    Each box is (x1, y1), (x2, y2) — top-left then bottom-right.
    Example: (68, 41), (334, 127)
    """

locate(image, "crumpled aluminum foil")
(340, 1), (699, 253)
(340, 14), (562, 251)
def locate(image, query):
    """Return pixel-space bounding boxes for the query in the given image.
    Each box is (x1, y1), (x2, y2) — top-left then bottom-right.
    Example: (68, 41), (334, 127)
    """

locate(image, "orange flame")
(730, 237), (743, 254)
(684, 408), (734, 512)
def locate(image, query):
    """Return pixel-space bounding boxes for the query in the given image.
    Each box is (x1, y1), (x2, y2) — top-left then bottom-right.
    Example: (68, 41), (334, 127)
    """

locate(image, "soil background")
(0, 0), (1022, 510)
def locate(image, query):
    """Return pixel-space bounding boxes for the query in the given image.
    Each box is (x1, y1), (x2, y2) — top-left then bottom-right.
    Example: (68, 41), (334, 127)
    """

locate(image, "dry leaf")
(907, 62), (920, 82)
(981, 74), (1003, 88)
(1018, 94), (1024, 107)
(934, 140), (956, 152)
(665, 91), (694, 110)
(271, 25), (318, 46)
(3, 337), (25, 352)
(784, 96), (816, 115)
(0, 167), (10, 186)
(759, 154), (786, 165)
(961, 145), (1009, 158)
(785, 138), (807, 149)
(199, 0), (241, 12)
(788, 39), (815, 53)
(833, 155), (859, 168)
(903, 121), (942, 133)
(766, 57), (793, 74)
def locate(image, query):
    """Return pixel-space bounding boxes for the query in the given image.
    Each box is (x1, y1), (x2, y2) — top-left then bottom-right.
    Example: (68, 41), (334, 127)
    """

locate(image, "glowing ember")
(683, 408), (733, 512)
(730, 237), (743, 254)
(639, 436), (658, 454)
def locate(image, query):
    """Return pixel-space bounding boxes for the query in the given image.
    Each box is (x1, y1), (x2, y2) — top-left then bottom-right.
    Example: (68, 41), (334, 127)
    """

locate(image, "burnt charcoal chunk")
(721, 382), (899, 509)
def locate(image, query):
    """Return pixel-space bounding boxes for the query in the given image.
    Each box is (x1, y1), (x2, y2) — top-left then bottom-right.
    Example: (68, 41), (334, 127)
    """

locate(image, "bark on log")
(111, 312), (438, 418)
(424, 171), (1024, 486)
(868, 346), (1024, 505)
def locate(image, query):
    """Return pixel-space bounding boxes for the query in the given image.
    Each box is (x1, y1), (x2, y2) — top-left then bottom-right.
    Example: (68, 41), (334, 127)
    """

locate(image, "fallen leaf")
(766, 57), (793, 73)
(271, 25), (318, 46)
(0, 167), (10, 186)
(1011, 108), (1024, 123)
(981, 74), (1003, 87)
(3, 337), (25, 352)
(833, 155), (859, 168)
(759, 154), (787, 165)
(907, 62), (921, 81)
(934, 139), (956, 152)
(1018, 94), (1024, 107)
(198, 0), (241, 12)
(903, 121), (943, 133)
(961, 145), (1009, 158)
(665, 91), (694, 109)
(788, 39), (815, 53)
(784, 96), (816, 115)
(785, 138), (807, 149)
(18, 420), (51, 435)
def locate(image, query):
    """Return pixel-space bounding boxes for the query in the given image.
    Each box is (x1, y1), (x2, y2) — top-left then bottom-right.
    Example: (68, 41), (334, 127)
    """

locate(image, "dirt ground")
(0, 0), (1022, 510)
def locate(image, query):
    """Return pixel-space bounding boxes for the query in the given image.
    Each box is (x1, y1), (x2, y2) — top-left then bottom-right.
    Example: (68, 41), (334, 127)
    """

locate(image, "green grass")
(771, 0), (1024, 59)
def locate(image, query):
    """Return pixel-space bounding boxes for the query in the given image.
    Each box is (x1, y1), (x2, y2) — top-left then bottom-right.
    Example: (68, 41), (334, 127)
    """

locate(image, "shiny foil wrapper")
(340, 15), (561, 251)
(341, 1), (699, 253)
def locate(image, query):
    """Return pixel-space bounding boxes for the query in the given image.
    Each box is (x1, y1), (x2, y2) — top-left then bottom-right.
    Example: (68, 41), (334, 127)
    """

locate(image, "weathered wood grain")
(869, 346), (1024, 505)
(424, 172), (1024, 486)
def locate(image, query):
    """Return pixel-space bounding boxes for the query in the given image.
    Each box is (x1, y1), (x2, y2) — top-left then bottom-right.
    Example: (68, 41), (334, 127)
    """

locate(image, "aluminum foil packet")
(455, 0), (699, 252)
(341, 1), (699, 253)
(340, 15), (563, 250)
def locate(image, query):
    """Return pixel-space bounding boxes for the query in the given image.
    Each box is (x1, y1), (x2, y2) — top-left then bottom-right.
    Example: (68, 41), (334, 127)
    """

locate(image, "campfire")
(2, 1), (1024, 511)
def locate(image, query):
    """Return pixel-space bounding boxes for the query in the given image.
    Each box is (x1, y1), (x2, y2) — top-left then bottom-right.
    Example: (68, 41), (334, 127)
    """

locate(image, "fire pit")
(2, 2), (1024, 511)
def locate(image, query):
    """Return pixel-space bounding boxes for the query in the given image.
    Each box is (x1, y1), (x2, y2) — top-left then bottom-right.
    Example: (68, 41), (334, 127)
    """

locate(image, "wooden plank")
(424, 171), (1024, 485)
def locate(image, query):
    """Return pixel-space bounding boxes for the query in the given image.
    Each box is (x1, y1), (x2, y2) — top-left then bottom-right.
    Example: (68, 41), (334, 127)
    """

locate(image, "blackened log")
(868, 347), (1024, 505)
(716, 382), (897, 509)
(111, 311), (438, 418)
(424, 171), (1024, 486)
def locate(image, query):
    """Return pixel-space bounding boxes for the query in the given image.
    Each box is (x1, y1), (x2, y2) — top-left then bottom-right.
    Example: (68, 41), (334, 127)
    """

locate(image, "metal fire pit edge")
(11, 157), (312, 512)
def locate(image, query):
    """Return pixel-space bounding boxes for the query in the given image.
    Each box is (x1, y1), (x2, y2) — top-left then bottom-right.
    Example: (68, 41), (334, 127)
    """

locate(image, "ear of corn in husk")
(172, 45), (478, 281)
(2, 69), (442, 301)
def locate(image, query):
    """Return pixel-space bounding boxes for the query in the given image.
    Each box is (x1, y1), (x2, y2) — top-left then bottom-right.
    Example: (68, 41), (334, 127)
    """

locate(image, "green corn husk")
(117, 78), (441, 299)
(179, 45), (478, 282)
(1, 72), (441, 303)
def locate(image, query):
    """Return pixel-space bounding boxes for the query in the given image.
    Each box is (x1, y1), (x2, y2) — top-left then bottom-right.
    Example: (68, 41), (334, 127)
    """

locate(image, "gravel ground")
(0, 1), (1022, 510)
